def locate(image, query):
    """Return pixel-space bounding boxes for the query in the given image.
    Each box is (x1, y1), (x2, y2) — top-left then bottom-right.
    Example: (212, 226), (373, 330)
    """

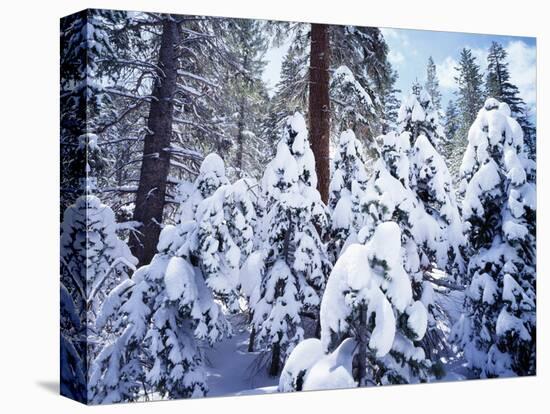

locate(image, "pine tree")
(263, 36), (309, 152)
(455, 49), (484, 128)
(252, 113), (330, 376)
(485, 41), (536, 161)
(442, 99), (460, 172)
(398, 87), (446, 151)
(327, 129), (368, 261)
(90, 155), (256, 402)
(449, 48), (484, 177)
(353, 126), (465, 371)
(60, 133), (138, 402)
(221, 19), (270, 179)
(320, 222), (429, 385)
(60, 10), (117, 213)
(425, 56), (442, 112)
(453, 98), (536, 378)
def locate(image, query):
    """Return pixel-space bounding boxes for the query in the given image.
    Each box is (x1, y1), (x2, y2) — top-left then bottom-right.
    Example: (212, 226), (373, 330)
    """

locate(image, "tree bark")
(269, 341), (281, 376)
(354, 305), (368, 386)
(308, 23), (331, 204)
(236, 98), (245, 178)
(129, 18), (178, 266)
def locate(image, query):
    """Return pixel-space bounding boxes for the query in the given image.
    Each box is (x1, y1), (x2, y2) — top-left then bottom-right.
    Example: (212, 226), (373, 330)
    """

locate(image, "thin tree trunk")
(308, 23), (331, 204)
(248, 325), (256, 352)
(269, 341), (281, 376)
(129, 18), (178, 266)
(236, 98), (245, 178)
(354, 305), (367, 386)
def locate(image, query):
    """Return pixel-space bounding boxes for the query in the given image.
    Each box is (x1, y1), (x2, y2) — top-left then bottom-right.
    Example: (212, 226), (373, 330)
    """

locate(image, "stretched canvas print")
(60, 8), (537, 405)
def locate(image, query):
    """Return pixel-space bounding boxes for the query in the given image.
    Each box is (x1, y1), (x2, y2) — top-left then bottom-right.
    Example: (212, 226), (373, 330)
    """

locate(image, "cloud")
(506, 40), (537, 107)
(380, 28), (410, 47)
(434, 40), (536, 111)
(436, 56), (458, 90)
(388, 50), (405, 66)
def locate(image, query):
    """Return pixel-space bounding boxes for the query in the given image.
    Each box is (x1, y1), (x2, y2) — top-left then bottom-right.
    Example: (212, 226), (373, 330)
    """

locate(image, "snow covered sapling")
(252, 113), (331, 376)
(356, 130), (462, 364)
(195, 182), (256, 311)
(328, 129), (369, 261)
(453, 98), (536, 378)
(320, 222), (429, 386)
(60, 194), (138, 331)
(330, 65), (375, 133)
(178, 153), (230, 221)
(398, 89), (445, 151)
(90, 154), (257, 402)
(279, 112), (329, 234)
(410, 134), (466, 281)
(91, 221), (230, 402)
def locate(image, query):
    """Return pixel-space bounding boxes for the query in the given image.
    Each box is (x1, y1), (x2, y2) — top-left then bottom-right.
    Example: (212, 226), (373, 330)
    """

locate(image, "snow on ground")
(204, 314), (278, 397)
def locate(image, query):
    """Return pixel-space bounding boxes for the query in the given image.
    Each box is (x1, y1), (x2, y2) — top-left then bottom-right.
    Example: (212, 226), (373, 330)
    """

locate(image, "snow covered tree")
(453, 98), (536, 378)
(327, 129), (368, 261)
(410, 135), (466, 281)
(90, 222), (228, 402)
(443, 99), (461, 174)
(262, 28), (310, 149)
(447, 48), (484, 175)
(425, 56), (442, 112)
(220, 18), (270, 179)
(195, 183), (256, 311)
(455, 48), (485, 130)
(251, 113), (331, 376)
(60, 133), (138, 386)
(60, 193), (138, 333)
(177, 153), (230, 222)
(320, 222), (429, 385)
(90, 155), (256, 402)
(354, 129), (464, 366)
(485, 41), (536, 160)
(60, 10), (117, 213)
(60, 282), (87, 402)
(330, 66), (376, 136)
(398, 88), (445, 151)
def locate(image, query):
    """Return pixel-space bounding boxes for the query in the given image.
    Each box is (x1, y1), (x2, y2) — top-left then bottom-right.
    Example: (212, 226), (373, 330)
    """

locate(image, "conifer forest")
(60, 9), (537, 404)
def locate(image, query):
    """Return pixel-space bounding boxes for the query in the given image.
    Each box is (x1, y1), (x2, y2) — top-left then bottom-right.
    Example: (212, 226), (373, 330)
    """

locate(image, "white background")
(0, 0), (547, 412)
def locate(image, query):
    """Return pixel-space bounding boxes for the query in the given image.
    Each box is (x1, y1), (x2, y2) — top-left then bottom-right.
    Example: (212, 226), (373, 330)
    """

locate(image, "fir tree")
(442, 99), (460, 171)
(398, 88), (445, 151)
(251, 113), (330, 376)
(425, 56), (442, 112)
(327, 129), (368, 261)
(221, 18), (270, 179)
(90, 155), (256, 402)
(320, 222), (429, 385)
(449, 48), (484, 176)
(485, 41), (536, 160)
(453, 98), (536, 378)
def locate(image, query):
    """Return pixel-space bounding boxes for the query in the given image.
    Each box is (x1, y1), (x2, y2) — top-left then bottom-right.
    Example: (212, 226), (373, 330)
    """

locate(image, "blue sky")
(381, 27), (536, 115)
(262, 27), (537, 118)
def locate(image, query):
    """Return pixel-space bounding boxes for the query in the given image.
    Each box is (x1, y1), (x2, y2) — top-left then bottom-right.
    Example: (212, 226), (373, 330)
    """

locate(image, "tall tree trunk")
(129, 19), (178, 266)
(269, 341), (281, 377)
(354, 304), (368, 386)
(308, 23), (331, 204)
(236, 98), (245, 178)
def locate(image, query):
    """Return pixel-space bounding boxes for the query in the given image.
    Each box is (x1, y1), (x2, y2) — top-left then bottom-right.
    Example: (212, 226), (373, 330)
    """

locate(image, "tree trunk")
(248, 325), (256, 352)
(308, 23), (331, 204)
(354, 305), (368, 386)
(269, 341), (281, 377)
(236, 98), (245, 178)
(129, 19), (178, 266)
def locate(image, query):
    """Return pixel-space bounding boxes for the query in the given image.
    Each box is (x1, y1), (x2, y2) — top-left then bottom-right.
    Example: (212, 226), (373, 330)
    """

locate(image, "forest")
(59, 9), (537, 403)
